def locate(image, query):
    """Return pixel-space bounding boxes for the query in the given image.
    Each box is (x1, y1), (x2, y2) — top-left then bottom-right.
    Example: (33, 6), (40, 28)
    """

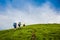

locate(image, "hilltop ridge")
(0, 24), (60, 40)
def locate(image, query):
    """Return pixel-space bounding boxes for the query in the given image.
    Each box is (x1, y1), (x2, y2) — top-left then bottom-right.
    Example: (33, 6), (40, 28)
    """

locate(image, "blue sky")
(0, 0), (60, 30)
(0, 0), (60, 12)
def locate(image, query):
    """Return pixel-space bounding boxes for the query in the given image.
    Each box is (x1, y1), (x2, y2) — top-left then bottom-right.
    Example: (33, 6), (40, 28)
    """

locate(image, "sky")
(0, 0), (60, 30)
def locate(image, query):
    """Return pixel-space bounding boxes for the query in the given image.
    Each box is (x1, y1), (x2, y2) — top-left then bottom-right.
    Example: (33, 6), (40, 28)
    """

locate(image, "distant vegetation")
(0, 24), (60, 40)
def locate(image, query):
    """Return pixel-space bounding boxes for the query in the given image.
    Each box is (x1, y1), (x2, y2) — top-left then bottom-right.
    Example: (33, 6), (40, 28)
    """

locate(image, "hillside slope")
(0, 24), (60, 40)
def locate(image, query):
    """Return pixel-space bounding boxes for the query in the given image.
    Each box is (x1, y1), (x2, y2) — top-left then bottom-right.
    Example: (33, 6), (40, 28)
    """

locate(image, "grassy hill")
(0, 24), (60, 40)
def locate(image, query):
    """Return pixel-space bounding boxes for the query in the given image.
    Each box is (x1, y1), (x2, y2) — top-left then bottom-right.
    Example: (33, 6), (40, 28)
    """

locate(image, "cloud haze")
(0, 0), (60, 30)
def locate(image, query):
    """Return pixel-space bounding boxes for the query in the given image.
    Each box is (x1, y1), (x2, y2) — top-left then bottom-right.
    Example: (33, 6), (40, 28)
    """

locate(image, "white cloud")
(0, 2), (60, 30)
(0, 15), (13, 30)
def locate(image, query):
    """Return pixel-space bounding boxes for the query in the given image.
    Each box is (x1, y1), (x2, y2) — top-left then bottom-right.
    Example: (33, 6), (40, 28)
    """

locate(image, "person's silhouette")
(13, 23), (17, 28)
(18, 22), (21, 27)
(23, 24), (25, 26)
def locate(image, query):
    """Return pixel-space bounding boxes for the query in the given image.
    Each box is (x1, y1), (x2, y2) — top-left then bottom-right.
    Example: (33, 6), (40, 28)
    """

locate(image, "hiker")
(13, 22), (17, 28)
(18, 22), (21, 27)
(23, 24), (25, 27)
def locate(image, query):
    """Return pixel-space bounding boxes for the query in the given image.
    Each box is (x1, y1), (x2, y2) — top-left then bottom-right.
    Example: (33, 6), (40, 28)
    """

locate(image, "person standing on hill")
(18, 22), (21, 27)
(13, 22), (17, 28)
(23, 24), (25, 27)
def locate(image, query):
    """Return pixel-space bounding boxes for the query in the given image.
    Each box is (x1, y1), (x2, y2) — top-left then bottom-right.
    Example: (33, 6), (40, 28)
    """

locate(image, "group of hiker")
(13, 22), (25, 28)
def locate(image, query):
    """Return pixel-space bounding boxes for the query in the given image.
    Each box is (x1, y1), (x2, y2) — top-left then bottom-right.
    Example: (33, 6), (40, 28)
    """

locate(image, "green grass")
(0, 24), (60, 40)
